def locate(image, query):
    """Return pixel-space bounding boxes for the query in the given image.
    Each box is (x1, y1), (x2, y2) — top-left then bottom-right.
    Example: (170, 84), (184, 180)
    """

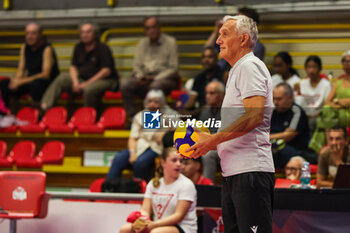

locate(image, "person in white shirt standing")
(294, 55), (331, 134)
(187, 15), (275, 233)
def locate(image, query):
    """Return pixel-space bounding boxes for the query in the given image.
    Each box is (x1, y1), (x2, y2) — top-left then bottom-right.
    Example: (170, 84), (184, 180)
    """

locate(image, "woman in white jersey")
(271, 51), (300, 89)
(119, 147), (197, 233)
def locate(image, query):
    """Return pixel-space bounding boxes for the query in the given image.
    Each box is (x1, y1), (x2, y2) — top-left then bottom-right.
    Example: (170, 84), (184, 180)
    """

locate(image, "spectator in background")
(337, 50), (350, 80)
(309, 51), (350, 153)
(182, 46), (223, 112)
(40, 22), (118, 112)
(0, 23), (59, 112)
(107, 89), (179, 181)
(122, 16), (179, 118)
(271, 83), (309, 168)
(294, 55), (331, 134)
(271, 51), (300, 89)
(285, 156), (305, 181)
(317, 127), (350, 188)
(119, 147), (197, 233)
(181, 157), (214, 185)
(200, 81), (224, 182)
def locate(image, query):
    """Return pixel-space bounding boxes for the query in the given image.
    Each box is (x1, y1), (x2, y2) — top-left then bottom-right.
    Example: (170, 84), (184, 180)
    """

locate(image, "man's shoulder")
(95, 42), (112, 51)
(292, 103), (307, 116)
(178, 174), (196, 188)
(320, 147), (331, 157)
(161, 33), (176, 43)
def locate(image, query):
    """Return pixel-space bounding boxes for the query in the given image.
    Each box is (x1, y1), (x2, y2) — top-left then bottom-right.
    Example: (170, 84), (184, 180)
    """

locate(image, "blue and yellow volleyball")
(173, 124), (210, 157)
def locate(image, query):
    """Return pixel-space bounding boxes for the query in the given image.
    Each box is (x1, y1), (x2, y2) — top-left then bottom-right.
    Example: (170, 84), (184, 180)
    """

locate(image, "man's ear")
(240, 34), (250, 46)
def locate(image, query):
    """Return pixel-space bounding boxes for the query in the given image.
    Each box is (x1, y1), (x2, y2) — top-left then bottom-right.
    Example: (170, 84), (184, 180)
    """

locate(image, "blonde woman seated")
(119, 147), (197, 233)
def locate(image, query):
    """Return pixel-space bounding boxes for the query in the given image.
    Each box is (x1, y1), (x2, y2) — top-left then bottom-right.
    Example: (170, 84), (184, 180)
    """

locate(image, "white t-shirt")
(144, 174), (197, 233)
(218, 52), (275, 177)
(295, 78), (331, 116)
(272, 73), (300, 89)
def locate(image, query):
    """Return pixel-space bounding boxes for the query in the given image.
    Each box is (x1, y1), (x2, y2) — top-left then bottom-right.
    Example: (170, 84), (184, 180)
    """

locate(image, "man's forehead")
(329, 130), (344, 137)
(26, 23), (40, 32)
(221, 19), (236, 30)
(81, 24), (93, 30)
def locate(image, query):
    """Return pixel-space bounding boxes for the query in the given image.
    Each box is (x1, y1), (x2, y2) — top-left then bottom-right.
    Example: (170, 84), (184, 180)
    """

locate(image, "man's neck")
(228, 48), (252, 67)
(84, 41), (96, 52)
(30, 40), (43, 51)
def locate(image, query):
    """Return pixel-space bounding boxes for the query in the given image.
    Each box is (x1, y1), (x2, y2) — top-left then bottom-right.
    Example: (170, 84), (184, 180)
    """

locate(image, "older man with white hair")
(107, 89), (179, 181)
(285, 156), (305, 181)
(188, 15), (275, 233)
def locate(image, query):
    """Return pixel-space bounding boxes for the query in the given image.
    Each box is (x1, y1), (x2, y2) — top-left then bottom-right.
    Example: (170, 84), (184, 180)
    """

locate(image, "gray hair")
(223, 15), (258, 48)
(78, 22), (100, 36)
(275, 82), (294, 98)
(26, 22), (42, 34)
(288, 156), (305, 167)
(341, 50), (350, 62)
(144, 89), (166, 108)
(208, 80), (225, 94)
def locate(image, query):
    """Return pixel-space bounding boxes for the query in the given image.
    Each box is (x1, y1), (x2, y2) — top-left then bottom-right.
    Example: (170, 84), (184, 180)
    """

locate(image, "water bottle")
(300, 161), (311, 188)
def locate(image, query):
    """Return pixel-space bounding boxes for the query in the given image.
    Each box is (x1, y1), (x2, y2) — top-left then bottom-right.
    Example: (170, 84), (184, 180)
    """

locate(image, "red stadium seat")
(0, 171), (50, 233)
(4, 107), (39, 133)
(59, 92), (83, 100)
(103, 91), (122, 100)
(20, 107), (67, 133)
(9, 140), (41, 168)
(37, 141), (65, 165)
(49, 107), (96, 133)
(89, 178), (105, 192)
(77, 107), (126, 133)
(0, 140), (13, 167)
(170, 90), (187, 100)
(310, 164), (318, 174)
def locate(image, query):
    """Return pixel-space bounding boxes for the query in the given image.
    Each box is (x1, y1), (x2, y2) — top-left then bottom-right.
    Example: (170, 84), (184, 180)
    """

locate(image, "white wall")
(0, 200), (141, 233)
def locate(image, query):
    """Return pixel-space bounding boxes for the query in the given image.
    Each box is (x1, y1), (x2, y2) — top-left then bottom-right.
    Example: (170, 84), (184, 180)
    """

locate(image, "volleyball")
(173, 124), (210, 157)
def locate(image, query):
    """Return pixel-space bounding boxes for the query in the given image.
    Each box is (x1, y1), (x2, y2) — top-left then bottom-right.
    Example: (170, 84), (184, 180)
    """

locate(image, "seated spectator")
(294, 55), (332, 134)
(271, 51), (300, 89)
(40, 22), (118, 112)
(119, 147), (197, 233)
(182, 46), (223, 112)
(285, 156), (305, 181)
(271, 83), (309, 168)
(122, 16), (179, 118)
(317, 127), (350, 188)
(200, 81), (224, 182)
(0, 23), (59, 112)
(107, 89), (179, 181)
(181, 157), (214, 185)
(336, 50), (350, 80)
(309, 52), (350, 153)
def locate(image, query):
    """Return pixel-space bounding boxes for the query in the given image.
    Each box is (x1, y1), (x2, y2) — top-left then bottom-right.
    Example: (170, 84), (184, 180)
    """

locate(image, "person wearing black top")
(0, 23), (59, 111)
(183, 46), (223, 112)
(270, 83), (310, 168)
(41, 22), (118, 111)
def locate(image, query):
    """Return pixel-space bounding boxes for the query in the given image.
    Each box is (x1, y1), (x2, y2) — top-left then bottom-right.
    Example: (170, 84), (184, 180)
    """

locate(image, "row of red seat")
(1, 76), (187, 101)
(0, 140), (65, 168)
(1, 106), (126, 134)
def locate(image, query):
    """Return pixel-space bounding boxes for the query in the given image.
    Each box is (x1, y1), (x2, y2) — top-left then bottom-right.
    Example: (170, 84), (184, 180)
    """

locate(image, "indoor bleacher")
(1, 1), (350, 233)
